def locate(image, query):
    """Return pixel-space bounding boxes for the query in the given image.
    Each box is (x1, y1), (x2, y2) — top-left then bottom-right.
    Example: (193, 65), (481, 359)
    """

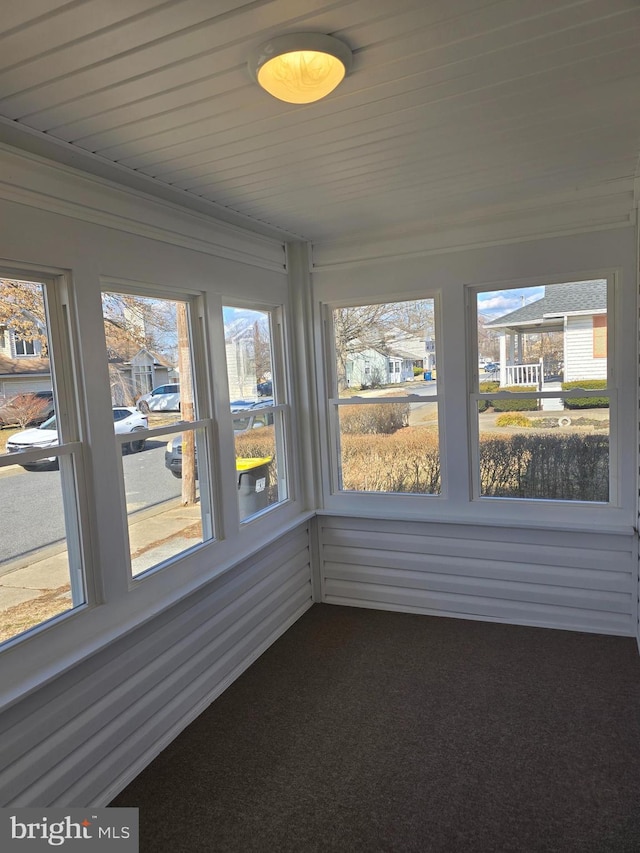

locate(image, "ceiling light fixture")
(248, 32), (352, 104)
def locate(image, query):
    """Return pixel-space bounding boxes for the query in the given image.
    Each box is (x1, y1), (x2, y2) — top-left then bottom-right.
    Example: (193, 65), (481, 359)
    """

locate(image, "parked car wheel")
(128, 428), (146, 453)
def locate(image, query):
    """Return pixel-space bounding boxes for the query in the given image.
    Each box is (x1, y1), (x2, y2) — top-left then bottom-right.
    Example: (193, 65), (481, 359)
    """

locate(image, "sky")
(223, 305), (267, 330)
(477, 286), (544, 319)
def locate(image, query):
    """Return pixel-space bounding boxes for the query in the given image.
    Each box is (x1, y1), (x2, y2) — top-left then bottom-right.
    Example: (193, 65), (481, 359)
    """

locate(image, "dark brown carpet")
(112, 604), (640, 852)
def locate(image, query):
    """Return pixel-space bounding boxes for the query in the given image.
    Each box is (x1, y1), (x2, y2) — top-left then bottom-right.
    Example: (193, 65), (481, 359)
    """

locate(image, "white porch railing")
(503, 363), (541, 387)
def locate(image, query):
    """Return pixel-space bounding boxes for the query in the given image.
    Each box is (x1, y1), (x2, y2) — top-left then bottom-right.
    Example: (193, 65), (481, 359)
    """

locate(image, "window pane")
(233, 407), (286, 521)
(223, 306), (287, 521)
(102, 291), (213, 574)
(476, 279), (607, 389)
(333, 299), (434, 395)
(0, 277), (85, 645)
(126, 427), (212, 576)
(337, 402), (440, 494)
(102, 292), (195, 429)
(0, 458), (84, 643)
(474, 278), (611, 503)
(223, 307), (273, 402)
(478, 398), (609, 501)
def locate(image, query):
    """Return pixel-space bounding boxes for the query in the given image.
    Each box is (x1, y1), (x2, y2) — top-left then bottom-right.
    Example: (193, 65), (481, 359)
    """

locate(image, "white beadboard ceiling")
(0, 0), (639, 244)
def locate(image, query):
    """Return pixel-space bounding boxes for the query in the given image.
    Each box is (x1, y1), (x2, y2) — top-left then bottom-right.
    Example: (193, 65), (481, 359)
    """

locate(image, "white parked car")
(6, 407), (148, 470)
(136, 384), (180, 413)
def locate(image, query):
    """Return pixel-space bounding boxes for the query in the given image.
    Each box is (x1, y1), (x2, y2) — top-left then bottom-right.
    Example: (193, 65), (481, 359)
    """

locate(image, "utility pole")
(176, 303), (196, 505)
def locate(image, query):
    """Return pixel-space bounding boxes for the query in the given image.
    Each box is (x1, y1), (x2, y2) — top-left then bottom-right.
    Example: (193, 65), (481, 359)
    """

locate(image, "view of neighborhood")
(0, 281), (282, 642)
(331, 284), (609, 500)
(0, 278), (610, 641)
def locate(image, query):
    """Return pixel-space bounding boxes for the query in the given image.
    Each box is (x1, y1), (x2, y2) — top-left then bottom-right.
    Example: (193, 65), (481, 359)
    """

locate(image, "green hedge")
(480, 433), (608, 501)
(490, 385), (538, 412)
(561, 379), (608, 409)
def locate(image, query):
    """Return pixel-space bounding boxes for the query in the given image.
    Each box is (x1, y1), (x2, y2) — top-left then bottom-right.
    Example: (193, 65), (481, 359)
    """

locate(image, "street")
(1, 381), (441, 566)
(0, 440), (181, 565)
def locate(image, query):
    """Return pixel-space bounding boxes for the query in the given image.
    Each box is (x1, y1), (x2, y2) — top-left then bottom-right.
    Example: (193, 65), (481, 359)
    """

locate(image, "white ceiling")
(0, 0), (639, 245)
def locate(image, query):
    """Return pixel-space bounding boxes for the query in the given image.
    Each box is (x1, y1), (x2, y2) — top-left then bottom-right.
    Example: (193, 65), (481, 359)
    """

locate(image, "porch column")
(499, 331), (507, 386)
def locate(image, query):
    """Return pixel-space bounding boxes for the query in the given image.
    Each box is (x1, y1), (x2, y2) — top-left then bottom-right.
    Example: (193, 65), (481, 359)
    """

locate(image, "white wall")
(564, 315), (608, 382)
(319, 516), (636, 636)
(0, 523), (313, 807)
(0, 147), (313, 806)
(312, 227), (638, 635)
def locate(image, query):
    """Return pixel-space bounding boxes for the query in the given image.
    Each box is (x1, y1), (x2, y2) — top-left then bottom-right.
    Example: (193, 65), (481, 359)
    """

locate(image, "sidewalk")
(0, 500), (201, 641)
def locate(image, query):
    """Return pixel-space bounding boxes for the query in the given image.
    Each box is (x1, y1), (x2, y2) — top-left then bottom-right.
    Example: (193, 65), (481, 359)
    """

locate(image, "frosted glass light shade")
(249, 33), (352, 104)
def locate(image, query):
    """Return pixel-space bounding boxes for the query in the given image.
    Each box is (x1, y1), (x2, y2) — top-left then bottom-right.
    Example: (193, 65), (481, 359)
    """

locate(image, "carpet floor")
(112, 604), (640, 852)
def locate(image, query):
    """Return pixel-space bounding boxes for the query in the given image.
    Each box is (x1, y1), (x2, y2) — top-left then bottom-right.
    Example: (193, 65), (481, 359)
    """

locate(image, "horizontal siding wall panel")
(0, 523), (312, 808)
(323, 581), (633, 634)
(324, 564), (631, 613)
(321, 510), (632, 568)
(0, 528), (310, 770)
(321, 528), (632, 574)
(322, 547), (633, 592)
(318, 516), (636, 636)
(55, 580), (312, 808)
(4, 558), (309, 801)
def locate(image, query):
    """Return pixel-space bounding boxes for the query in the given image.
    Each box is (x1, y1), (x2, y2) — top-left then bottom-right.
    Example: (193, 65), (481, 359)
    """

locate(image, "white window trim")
(220, 301), (294, 530)
(0, 266), (94, 649)
(322, 295), (444, 502)
(100, 284), (218, 582)
(13, 334), (37, 357)
(315, 273), (631, 531)
(467, 270), (619, 508)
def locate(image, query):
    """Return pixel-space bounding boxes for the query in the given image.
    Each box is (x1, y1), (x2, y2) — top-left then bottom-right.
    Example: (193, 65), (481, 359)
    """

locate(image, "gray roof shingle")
(486, 280), (606, 328)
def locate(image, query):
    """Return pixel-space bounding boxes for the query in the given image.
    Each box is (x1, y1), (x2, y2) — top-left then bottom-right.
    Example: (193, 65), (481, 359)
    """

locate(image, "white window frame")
(323, 295), (444, 502)
(100, 281), (216, 581)
(13, 335), (37, 357)
(0, 267), (92, 647)
(467, 272), (618, 507)
(221, 302), (292, 527)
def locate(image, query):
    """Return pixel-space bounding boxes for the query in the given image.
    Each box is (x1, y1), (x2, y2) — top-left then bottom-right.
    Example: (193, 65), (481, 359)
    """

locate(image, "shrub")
(0, 393), (51, 428)
(340, 428), (440, 493)
(336, 427), (607, 501)
(413, 366), (424, 376)
(336, 426), (609, 502)
(340, 403), (410, 435)
(495, 413), (531, 427)
(491, 385), (538, 412)
(479, 432), (608, 501)
(561, 379), (608, 409)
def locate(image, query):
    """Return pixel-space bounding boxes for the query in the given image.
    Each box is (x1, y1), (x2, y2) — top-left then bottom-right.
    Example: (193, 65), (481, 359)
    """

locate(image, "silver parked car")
(136, 384), (180, 413)
(6, 407), (148, 470)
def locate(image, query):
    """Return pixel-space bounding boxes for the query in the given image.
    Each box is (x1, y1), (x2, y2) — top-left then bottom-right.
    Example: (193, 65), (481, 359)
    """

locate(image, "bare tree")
(0, 393), (51, 428)
(0, 279), (48, 352)
(102, 292), (176, 363)
(477, 314), (500, 361)
(392, 299), (435, 341)
(333, 304), (397, 391)
(252, 318), (272, 383)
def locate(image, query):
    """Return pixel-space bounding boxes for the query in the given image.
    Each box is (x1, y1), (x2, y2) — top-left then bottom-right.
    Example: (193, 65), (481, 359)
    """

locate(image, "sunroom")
(0, 1), (639, 843)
